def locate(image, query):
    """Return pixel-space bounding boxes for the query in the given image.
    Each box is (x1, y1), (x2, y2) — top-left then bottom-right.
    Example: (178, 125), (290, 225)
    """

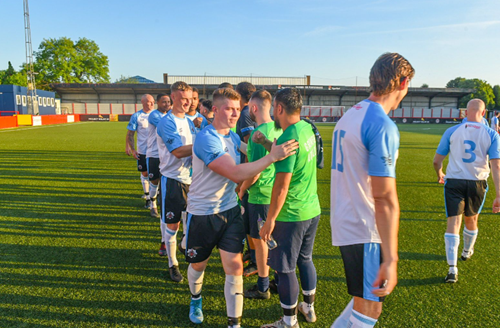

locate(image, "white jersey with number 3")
(437, 122), (500, 181)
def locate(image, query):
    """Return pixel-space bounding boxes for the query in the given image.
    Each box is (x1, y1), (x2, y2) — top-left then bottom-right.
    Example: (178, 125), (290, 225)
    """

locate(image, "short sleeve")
(488, 130), (500, 159)
(240, 110), (255, 137)
(361, 116), (399, 178)
(157, 117), (184, 152)
(274, 127), (297, 174)
(436, 126), (458, 156)
(194, 132), (226, 166)
(200, 116), (209, 130)
(127, 113), (138, 131)
(148, 111), (161, 127)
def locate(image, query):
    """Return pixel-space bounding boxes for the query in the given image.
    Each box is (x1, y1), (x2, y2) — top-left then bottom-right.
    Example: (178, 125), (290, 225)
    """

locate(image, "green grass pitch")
(0, 122), (499, 327)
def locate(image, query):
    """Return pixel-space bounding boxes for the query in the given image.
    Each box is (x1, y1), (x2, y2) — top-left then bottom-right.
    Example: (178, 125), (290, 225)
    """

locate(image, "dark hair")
(171, 81), (192, 92)
(202, 99), (213, 112)
(369, 53), (415, 96)
(192, 87), (199, 94)
(250, 89), (272, 104)
(218, 82), (233, 89)
(213, 88), (241, 102)
(236, 82), (256, 103)
(156, 93), (169, 102)
(274, 88), (302, 115)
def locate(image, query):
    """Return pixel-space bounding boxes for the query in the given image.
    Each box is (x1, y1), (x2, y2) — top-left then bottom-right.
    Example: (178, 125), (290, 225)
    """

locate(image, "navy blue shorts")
(444, 179), (488, 217)
(161, 176), (189, 224)
(240, 192), (250, 235)
(268, 215), (320, 273)
(339, 243), (385, 302)
(248, 203), (269, 239)
(137, 154), (147, 172)
(146, 157), (161, 181)
(185, 206), (245, 263)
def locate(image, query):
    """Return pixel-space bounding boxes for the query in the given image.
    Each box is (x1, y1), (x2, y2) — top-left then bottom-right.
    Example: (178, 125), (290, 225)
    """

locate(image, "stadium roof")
(50, 83), (474, 99)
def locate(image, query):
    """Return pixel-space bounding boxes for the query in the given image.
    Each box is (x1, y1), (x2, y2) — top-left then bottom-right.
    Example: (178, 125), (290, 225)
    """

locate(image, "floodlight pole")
(24, 0), (38, 115)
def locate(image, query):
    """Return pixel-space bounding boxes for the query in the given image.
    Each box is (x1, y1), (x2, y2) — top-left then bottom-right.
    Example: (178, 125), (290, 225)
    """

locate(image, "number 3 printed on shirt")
(332, 129), (346, 172)
(462, 140), (476, 163)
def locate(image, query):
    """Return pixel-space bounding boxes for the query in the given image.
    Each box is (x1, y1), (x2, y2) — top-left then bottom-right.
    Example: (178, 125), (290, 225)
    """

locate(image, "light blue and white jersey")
(127, 110), (150, 155)
(146, 109), (167, 158)
(187, 125), (241, 215)
(330, 100), (399, 246)
(156, 112), (196, 184)
(186, 112), (209, 133)
(436, 122), (500, 181)
(491, 116), (498, 130)
(462, 116), (489, 126)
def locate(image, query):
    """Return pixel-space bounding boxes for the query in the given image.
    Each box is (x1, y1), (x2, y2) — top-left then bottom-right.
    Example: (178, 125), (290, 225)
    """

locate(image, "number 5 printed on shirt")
(332, 130), (346, 172)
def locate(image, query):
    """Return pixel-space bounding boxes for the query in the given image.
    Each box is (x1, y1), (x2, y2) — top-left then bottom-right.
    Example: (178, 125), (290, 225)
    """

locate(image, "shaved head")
(140, 94), (155, 112)
(466, 98), (486, 122)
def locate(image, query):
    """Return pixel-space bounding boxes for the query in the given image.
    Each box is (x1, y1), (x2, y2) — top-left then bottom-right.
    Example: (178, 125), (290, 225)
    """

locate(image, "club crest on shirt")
(187, 248), (197, 258)
(166, 211), (175, 219)
(224, 147), (229, 152)
(179, 127), (183, 133)
(381, 155), (394, 166)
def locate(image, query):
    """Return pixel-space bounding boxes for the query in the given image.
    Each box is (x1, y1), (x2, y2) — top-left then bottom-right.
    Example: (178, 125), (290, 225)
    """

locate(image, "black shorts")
(137, 154), (147, 172)
(444, 179), (488, 217)
(240, 192), (250, 235)
(268, 215), (319, 273)
(339, 243), (385, 303)
(248, 203), (270, 239)
(147, 157), (161, 181)
(185, 206), (245, 263)
(160, 176), (189, 224)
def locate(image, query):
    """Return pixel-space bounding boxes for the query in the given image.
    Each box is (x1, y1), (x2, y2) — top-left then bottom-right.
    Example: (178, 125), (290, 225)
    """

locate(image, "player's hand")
(269, 139), (299, 162)
(252, 130), (267, 145)
(437, 171), (445, 184)
(126, 146), (139, 160)
(193, 117), (203, 128)
(372, 260), (397, 297)
(259, 219), (275, 243)
(492, 197), (500, 213)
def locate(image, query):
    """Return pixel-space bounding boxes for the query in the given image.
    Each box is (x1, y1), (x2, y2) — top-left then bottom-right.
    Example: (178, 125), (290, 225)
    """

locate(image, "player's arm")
(126, 130), (139, 159)
(432, 153), (446, 184)
(259, 172), (291, 242)
(252, 130), (273, 152)
(208, 140), (298, 183)
(171, 145), (193, 159)
(491, 159), (500, 213)
(238, 173), (260, 200)
(371, 176), (400, 297)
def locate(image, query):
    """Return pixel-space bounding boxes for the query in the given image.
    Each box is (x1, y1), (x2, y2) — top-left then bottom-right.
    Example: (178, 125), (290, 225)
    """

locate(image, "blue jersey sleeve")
(436, 125), (460, 156)
(148, 110), (162, 127)
(200, 116), (209, 130)
(194, 131), (226, 166)
(361, 115), (399, 178)
(488, 130), (500, 159)
(157, 117), (184, 152)
(127, 112), (139, 131)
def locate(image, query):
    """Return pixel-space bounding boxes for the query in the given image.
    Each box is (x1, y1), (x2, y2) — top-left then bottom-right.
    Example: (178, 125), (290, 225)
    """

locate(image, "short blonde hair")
(212, 88), (241, 103)
(171, 81), (192, 92)
(369, 53), (415, 96)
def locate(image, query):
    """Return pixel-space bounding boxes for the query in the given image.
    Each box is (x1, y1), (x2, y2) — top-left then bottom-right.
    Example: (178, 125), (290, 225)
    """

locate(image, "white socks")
(225, 275), (243, 319)
(331, 298), (354, 328)
(463, 227), (478, 253)
(165, 227), (178, 267)
(160, 219), (166, 243)
(140, 174), (149, 195)
(348, 309), (377, 328)
(444, 233), (459, 268)
(188, 264), (205, 297)
(149, 183), (158, 208)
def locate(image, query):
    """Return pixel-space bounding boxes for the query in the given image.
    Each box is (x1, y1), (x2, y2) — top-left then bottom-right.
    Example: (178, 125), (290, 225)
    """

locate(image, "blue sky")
(2, 0), (499, 87)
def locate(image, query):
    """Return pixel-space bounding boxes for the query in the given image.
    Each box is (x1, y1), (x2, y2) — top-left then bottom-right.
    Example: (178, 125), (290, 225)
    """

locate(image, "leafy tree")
(115, 75), (140, 83)
(493, 85), (500, 110)
(34, 37), (110, 89)
(0, 61), (27, 86)
(420, 83), (429, 88)
(446, 77), (495, 109)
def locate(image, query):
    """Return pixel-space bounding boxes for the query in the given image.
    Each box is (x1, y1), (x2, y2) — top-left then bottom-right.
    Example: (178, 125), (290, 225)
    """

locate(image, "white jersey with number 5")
(436, 122), (500, 181)
(330, 100), (399, 246)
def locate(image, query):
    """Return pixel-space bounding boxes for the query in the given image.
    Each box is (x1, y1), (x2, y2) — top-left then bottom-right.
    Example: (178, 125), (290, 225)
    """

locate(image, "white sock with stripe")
(444, 233), (459, 274)
(348, 309), (377, 328)
(140, 174), (149, 195)
(463, 227), (478, 253)
(331, 298), (354, 328)
(188, 264), (204, 297)
(166, 227), (178, 267)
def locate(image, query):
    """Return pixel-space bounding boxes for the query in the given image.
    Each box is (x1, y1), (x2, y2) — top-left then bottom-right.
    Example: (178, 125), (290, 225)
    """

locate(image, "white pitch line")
(0, 121), (92, 133)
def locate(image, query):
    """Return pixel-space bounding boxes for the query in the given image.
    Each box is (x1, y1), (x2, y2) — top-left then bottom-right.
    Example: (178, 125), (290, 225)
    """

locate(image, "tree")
(34, 37), (110, 89)
(0, 61), (27, 87)
(493, 85), (500, 110)
(445, 77), (495, 109)
(420, 83), (429, 88)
